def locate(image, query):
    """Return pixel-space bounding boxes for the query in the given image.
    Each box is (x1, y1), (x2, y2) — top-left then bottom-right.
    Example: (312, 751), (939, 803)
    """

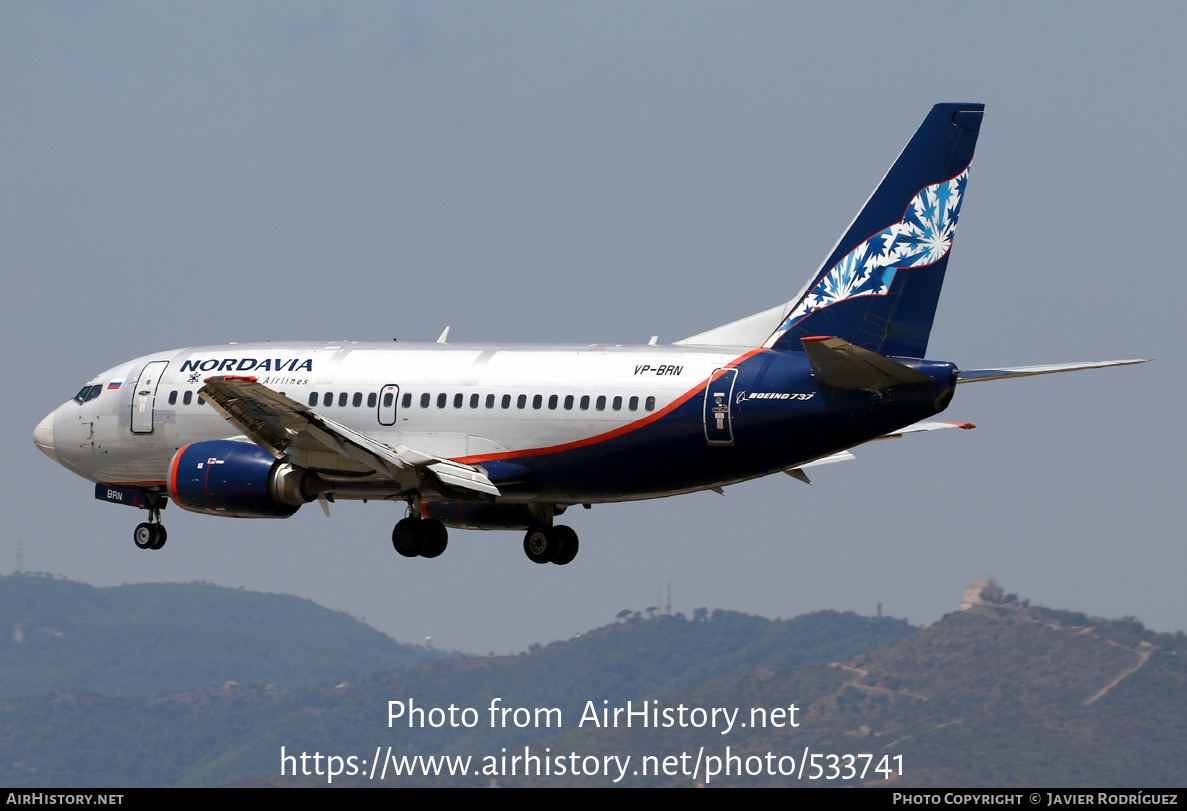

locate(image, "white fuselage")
(42, 341), (749, 494)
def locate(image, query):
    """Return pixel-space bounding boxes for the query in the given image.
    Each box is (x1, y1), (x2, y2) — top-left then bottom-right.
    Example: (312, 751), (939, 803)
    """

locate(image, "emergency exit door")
(377, 384), (400, 426)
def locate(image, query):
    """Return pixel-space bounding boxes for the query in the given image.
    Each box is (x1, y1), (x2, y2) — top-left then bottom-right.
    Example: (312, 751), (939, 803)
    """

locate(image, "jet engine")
(168, 440), (316, 518)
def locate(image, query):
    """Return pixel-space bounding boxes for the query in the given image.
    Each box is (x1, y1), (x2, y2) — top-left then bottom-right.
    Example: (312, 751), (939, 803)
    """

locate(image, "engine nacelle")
(168, 440), (315, 518)
(422, 502), (543, 530)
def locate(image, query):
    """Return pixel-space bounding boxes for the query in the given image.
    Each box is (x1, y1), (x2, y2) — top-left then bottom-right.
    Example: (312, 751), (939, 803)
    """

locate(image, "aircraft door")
(377, 384), (399, 426)
(130, 361), (169, 435)
(703, 368), (738, 446)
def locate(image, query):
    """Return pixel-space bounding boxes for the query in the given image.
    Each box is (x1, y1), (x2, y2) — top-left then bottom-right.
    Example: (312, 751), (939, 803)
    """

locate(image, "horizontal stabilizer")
(798, 450), (857, 468)
(869, 420), (976, 440)
(784, 450), (857, 485)
(783, 421), (975, 484)
(957, 359), (1149, 384)
(801, 336), (933, 390)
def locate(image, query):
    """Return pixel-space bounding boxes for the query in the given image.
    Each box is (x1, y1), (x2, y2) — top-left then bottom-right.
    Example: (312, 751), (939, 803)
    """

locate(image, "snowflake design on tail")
(771, 166), (969, 341)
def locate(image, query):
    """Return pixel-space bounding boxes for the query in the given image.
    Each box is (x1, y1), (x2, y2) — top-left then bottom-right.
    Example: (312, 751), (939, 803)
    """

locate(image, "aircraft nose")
(33, 412), (57, 463)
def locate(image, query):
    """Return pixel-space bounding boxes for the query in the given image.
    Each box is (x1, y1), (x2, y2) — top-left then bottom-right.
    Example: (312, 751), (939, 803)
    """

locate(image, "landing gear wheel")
(523, 527), (552, 564)
(135, 493), (169, 551)
(548, 525), (579, 565)
(418, 519), (449, 558)
(134, 523), (155, 550)
(392, 517), (424, 557)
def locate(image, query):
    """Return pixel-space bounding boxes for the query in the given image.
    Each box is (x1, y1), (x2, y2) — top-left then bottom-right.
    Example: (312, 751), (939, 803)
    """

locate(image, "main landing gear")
(523, 525), (579, 566)
(133, 494), (168, 550)
(392, 516), (449, 559)
(389, 508), (581, 565)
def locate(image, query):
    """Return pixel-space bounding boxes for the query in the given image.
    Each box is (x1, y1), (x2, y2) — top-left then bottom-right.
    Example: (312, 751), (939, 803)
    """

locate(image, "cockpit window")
(73, 385), (102, 404)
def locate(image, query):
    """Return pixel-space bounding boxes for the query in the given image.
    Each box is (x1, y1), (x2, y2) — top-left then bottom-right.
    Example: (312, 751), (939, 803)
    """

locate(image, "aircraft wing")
(198, 376), (500, 497)
(957, 359), (1149, 383)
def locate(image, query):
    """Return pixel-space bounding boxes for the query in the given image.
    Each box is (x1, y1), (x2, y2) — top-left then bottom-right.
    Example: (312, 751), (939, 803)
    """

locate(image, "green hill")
(5, 574), (1182, 788)
(516, 602), (1187, 787)
(0, 573), (439, 698)
(0, 603), (911, 787)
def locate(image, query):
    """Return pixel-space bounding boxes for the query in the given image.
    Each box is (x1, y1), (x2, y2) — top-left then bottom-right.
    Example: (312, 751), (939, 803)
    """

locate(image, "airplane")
(33, 103), (1146, 566)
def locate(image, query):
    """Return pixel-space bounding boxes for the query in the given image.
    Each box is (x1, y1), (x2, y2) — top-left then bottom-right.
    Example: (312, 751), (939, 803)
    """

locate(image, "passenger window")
(309, 393), (319, 406)
(532, 394), (542, 409)
(197, 395), (206, 406)
(596, 395), (606, 411)
(548, 394), (558, 410)
(383, 393), (394, 408)
(453, 393), (463, 408)
(470, 393), (479, 408)
(437, 393), (447, 408)
(401, 393), (411, 408)
(501, 394), (511, 409)
(184, 391), (193, 405)
(564, 395), (574, 410)
(369, 393), (378, 408)
(580, 395), (590, 410)
(613, 395), (622, 411)
(517, 394), (527, 409)
(338, 392), (348, 407)
(420, 393), (430, 408)
(485, 394), (495, 408)
(353, 392), (363, 407)
(645, 396), (656, 411)
(323, 392), (333, 408)
(168, 391), (177, 405)
(629, 396), (639, 411)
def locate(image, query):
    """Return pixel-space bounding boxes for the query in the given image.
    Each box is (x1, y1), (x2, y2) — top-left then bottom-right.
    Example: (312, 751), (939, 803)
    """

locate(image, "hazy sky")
(3, 2), (1181, 654)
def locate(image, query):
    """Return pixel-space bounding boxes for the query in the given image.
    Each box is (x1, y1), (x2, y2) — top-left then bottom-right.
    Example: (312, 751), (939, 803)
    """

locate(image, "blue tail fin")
(767, 103), (983, 358)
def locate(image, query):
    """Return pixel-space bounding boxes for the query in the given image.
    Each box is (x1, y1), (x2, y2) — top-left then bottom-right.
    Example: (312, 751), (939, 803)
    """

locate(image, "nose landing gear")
(133, 494), (168, 550)
(134, 522), (167, 550)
